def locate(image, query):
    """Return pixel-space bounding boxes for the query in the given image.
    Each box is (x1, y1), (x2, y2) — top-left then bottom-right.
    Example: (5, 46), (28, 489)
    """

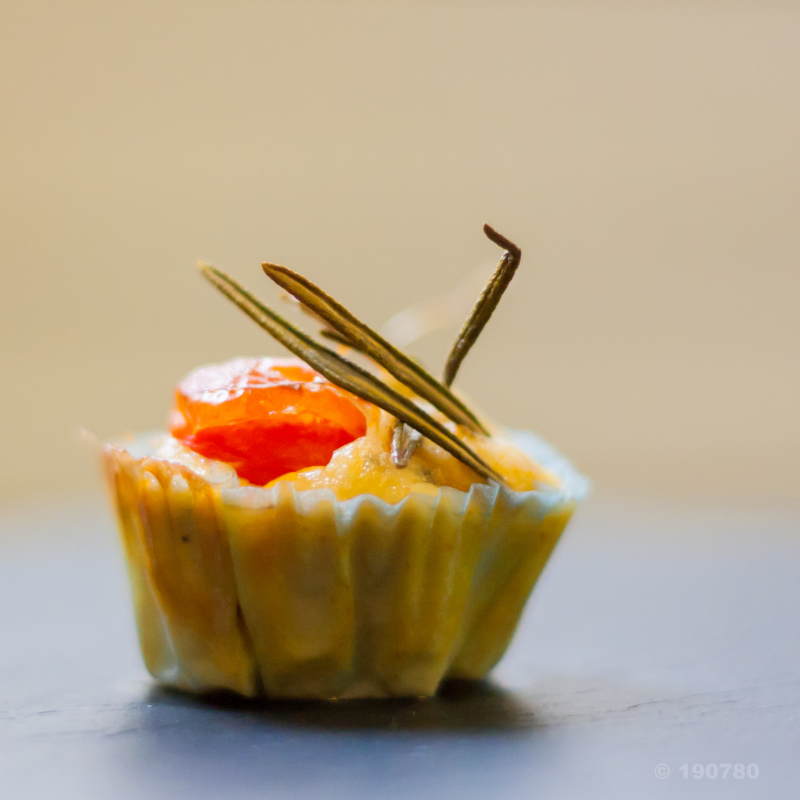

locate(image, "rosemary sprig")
(443, 224), (521, 388)
(261, 263), (489, 436)
(200, 266), (504, 485)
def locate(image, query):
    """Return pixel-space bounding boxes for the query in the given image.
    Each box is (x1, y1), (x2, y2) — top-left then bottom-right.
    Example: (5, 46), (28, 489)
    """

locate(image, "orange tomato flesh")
(169, 357), (368, 485)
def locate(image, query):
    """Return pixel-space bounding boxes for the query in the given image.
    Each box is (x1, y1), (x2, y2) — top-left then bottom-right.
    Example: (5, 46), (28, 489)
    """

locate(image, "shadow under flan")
(143, 679), (539, 733)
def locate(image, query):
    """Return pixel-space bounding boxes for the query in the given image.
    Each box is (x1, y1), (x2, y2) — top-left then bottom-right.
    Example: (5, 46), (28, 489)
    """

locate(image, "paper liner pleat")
(104, 447), (258, 696)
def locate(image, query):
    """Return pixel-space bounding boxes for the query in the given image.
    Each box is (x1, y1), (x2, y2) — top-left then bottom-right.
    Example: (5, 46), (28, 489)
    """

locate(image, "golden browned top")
(153, 403), (559, 504)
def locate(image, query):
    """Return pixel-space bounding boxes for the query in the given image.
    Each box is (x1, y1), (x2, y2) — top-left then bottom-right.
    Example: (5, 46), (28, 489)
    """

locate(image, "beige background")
(1, 0), (798, 507)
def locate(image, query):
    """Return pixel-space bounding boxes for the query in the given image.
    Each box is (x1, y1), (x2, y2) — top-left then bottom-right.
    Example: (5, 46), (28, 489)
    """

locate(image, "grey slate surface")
(1, 494), (798, 799)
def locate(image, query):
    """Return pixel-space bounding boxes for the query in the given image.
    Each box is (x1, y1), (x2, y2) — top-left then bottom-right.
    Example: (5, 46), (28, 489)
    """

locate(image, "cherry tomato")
(170, 357), (368, 485)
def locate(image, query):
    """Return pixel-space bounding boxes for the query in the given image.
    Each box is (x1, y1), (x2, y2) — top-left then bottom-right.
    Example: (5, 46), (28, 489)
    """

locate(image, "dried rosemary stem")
(391, 418), (422, 468)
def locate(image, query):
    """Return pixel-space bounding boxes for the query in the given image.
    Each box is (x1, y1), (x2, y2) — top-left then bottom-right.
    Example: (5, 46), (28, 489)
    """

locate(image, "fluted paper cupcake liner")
(104, 430), (587, 699)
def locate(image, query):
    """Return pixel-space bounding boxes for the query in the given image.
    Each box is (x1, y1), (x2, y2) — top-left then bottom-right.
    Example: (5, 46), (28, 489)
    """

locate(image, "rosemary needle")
(443, 225), (521, 388)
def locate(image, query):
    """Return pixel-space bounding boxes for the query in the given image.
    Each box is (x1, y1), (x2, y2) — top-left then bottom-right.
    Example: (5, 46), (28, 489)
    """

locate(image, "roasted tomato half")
(170, 357), (368, 485)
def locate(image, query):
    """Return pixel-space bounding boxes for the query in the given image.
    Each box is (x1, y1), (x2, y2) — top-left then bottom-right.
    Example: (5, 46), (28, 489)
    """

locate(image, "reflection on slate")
(1, 496), (799, 799)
